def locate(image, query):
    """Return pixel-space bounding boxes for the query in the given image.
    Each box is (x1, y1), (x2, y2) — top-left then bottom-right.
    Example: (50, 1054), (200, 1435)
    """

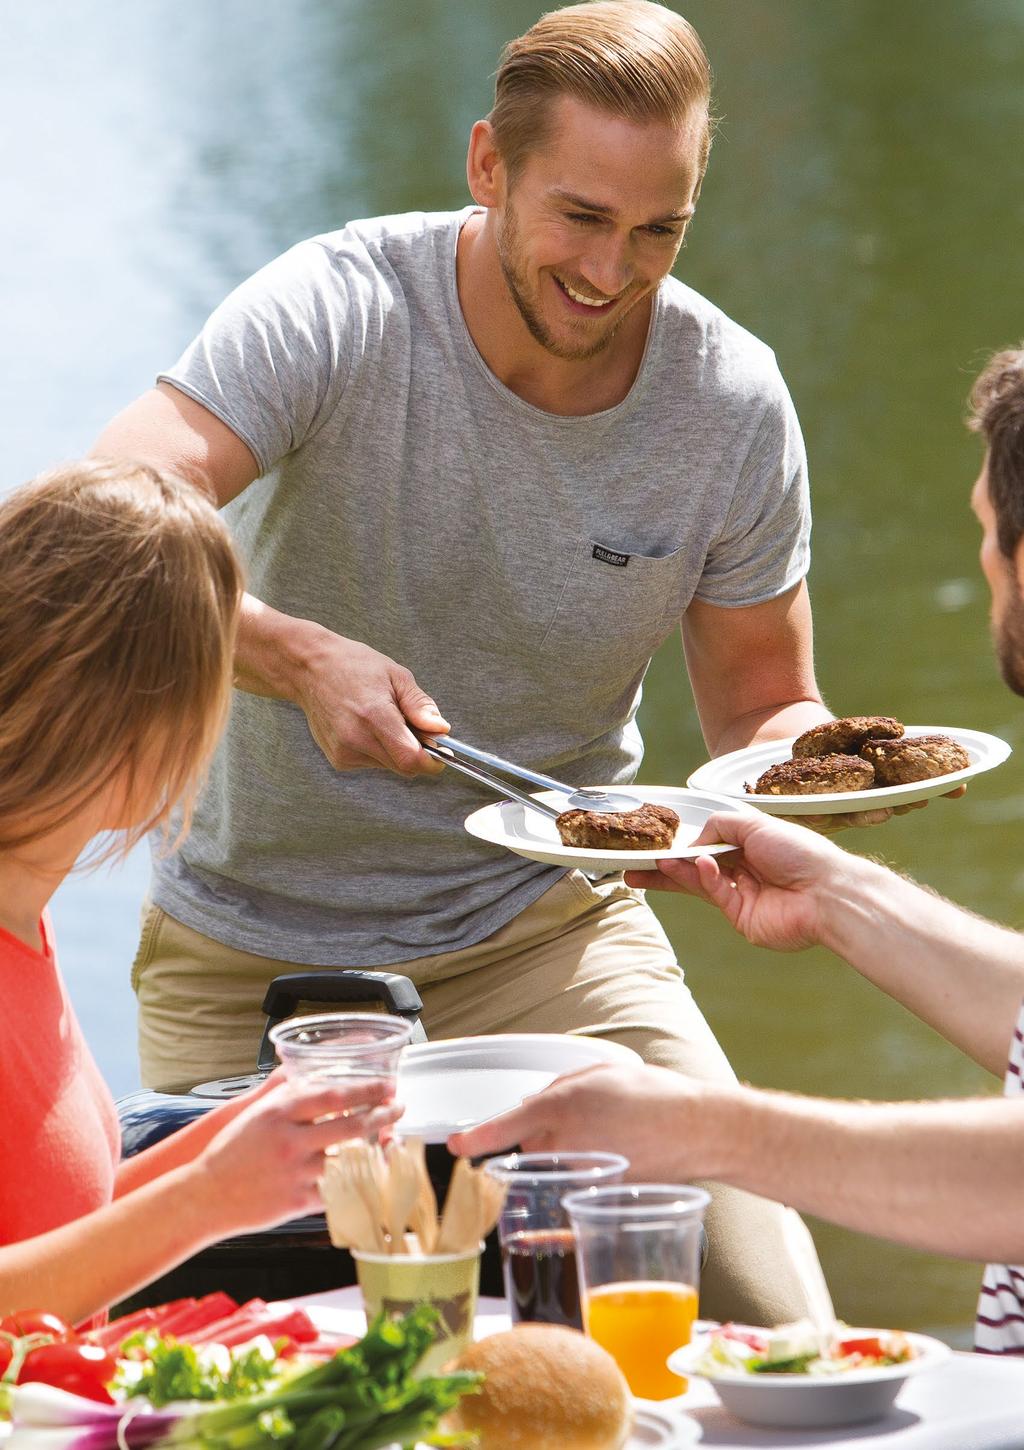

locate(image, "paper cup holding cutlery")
(322, 1147), (506, 1371)
(352, 1242), (483, 1375)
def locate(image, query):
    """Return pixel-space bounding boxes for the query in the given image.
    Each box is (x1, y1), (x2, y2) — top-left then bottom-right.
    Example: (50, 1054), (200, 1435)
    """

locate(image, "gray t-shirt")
(155, 207), (810, 965)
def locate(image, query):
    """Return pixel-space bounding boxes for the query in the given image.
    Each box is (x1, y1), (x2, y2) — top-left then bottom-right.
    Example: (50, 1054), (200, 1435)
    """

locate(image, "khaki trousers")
(133, 872), (827, 1326)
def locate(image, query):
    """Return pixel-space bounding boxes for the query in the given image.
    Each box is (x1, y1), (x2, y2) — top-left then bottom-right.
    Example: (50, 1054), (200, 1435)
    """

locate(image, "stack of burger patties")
(748, 716), (969, 796)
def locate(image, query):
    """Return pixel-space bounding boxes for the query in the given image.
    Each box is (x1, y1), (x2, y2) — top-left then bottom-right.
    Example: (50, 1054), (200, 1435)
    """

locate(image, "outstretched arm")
(113, 1071), (280, 1195)
(627, 809), (1024, 1075)
(451, 1063), (1024, 1263)
(93, 385), (449, 775)
(1, 1077), (398, 1324)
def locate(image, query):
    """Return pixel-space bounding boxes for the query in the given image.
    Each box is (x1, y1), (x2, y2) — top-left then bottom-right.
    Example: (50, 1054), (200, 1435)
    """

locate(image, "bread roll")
(442, 1323), (632, 1449)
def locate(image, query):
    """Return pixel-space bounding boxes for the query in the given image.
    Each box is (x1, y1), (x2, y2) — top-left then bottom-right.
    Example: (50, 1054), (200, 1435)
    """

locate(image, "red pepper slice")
(204, 1309), (318, 1349)
(86, 1298), (198, 1348)
(185, 1298), (269, 1346)
(838, 1335), (888, 1358)
(157, 1293), (238, 1339)
(188, 1301), (318, 1349)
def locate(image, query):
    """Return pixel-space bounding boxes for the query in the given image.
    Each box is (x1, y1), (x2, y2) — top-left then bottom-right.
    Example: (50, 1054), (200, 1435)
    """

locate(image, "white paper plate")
(669, 1328), (951, 1429)
(410, 1406), (694, 1450)
(395, 1033), (640, 1143)
(464, 785), (750, 873)
(686, 725), (1011, 816)
(404, 1406), (694, 1450)
(629, 1405), (700, 1445)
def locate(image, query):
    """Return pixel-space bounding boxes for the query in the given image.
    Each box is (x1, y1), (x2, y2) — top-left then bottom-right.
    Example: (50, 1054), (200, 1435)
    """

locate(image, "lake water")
(4, 0), (1024, 1345)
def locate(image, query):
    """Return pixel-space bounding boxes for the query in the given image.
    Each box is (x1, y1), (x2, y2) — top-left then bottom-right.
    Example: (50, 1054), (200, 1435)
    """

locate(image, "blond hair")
(0, 459), (243, 858)
(490, 0), (714, 180)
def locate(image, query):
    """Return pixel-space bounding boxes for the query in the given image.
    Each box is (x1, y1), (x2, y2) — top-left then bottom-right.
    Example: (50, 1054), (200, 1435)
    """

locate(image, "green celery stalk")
(149, 1310), (479, 1450)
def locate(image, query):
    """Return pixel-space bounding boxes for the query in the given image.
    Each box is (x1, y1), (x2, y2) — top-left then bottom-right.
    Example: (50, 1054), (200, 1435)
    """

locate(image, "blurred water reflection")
(4, 0), (1023, 1341)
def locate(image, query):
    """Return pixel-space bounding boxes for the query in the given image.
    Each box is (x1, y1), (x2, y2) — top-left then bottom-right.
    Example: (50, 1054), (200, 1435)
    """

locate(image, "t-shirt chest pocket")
(539, 535), (693, 672)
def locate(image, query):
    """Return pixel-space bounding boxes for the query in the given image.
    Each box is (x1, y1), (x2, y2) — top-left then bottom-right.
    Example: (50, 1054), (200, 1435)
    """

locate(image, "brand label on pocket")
(592, 544), (630, 567)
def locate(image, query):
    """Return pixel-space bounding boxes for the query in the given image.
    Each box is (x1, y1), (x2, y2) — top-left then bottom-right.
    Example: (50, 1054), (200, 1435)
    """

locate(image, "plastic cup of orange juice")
(562, 1184), (710, 1400)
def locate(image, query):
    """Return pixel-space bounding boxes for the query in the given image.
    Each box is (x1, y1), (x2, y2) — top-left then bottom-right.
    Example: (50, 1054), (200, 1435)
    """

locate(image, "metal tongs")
(419, 733), (643, 821)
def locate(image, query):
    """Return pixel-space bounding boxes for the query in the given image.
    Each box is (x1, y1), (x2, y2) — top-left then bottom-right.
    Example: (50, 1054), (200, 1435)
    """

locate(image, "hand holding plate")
(789, 780), (968, 834)
(627, 809), (851, 954)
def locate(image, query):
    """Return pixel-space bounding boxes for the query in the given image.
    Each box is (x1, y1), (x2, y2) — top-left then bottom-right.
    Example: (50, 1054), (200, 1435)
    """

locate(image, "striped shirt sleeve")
(975, 1001), (1024, 1353)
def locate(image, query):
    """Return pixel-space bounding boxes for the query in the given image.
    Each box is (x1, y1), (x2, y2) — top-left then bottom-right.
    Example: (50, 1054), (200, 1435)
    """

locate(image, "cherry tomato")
(0, 1339), (12, 1376)
(16, 1342), (117, 1403)
(0, 1310), (76, 1341)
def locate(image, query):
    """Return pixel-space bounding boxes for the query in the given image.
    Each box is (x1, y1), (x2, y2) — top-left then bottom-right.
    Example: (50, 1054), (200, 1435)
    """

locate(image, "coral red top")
(0, 913), (121, 1245)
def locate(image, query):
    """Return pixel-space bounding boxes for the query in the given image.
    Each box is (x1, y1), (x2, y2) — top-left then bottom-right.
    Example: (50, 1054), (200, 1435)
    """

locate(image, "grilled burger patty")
(748, 754), (876, 796)
(859, 733), (970, 785)
(792, 715), (904, 758)
(556, 802), (680, 850)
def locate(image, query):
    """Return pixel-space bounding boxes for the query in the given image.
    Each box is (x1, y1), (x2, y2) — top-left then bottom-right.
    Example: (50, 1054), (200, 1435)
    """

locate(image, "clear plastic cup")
(483, 1151), (629, 1329)
(562, 1184), (710, 1400)
(268, 1012), (413, 1139)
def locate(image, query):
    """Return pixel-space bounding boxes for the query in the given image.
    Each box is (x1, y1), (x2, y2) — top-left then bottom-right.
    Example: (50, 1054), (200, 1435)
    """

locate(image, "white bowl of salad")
(669, 1319), (951, 1429)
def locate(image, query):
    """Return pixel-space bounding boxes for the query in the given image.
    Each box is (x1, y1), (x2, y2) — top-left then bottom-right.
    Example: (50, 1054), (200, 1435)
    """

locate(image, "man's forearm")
(227, 594), (445, 775)
(232, 593), (326, 700)
(708, 698), (831, 756)
(703, 1086), (1024, 1262)
(682, 582), (828, 755)
(816, 854), (1024, 1075)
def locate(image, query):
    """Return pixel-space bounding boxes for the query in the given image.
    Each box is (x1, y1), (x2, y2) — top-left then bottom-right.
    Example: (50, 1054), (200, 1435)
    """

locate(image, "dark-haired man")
(455, 347), (1024, 1354)
(95, 1), (835, 1323)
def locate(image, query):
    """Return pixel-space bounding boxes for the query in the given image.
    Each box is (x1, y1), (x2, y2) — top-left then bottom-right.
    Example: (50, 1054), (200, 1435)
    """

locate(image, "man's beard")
(496, 203), (624, 363)
(996, 587), (1024, 697)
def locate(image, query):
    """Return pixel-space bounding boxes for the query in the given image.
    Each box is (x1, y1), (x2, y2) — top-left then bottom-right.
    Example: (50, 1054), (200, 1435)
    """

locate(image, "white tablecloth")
(300, 1288), (1024, 1450)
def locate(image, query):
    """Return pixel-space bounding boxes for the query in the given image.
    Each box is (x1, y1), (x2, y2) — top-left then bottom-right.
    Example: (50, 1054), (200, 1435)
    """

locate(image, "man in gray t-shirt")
(147, 203), (810, 966)
(96, 1), (836, 1325)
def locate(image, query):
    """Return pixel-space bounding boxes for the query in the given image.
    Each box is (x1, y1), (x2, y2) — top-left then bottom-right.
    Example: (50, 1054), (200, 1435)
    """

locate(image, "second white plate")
(686, 725), (1011, 816)
(464, 785), (750, 873)
(395, 1032), (640, 1143)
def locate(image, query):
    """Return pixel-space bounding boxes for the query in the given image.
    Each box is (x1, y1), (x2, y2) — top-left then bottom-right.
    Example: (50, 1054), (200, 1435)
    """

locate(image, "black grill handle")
(257, 971), (425, 1071)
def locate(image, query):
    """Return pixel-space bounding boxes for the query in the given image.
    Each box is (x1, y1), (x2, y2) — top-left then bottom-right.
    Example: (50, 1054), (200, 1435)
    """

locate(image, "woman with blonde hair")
(0, 458), (398, 1323)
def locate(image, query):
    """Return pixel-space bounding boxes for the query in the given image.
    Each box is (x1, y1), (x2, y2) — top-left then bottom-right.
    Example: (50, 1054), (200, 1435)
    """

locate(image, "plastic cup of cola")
(483, 1152), (629, 1330)
(563, 1183), (710, 1401)
(268, 1012), (413, 1138)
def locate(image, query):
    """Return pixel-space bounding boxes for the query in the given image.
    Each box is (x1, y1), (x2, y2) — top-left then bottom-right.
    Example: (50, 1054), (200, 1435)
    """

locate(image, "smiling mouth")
(554, 275), (619, 311)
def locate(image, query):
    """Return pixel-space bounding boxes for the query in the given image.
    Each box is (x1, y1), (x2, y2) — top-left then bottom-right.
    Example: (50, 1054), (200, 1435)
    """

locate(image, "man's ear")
(466, 119), (506, 208)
